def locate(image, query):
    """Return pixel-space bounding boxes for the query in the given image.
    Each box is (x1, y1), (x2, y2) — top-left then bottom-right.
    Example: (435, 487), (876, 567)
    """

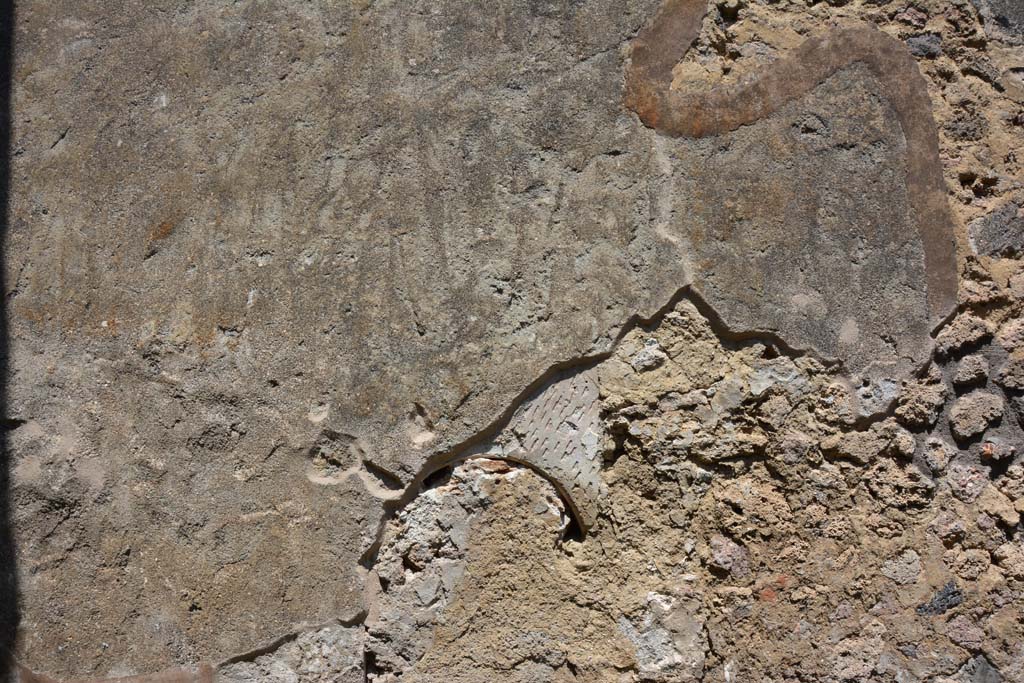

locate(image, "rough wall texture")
(4, 0), (1024, 680)
(356, 267), (1024, 682)
(351, 274), (1024, 683)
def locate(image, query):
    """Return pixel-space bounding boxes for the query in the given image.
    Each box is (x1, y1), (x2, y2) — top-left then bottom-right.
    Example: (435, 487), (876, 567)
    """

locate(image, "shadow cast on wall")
(0, 0), (18, 680)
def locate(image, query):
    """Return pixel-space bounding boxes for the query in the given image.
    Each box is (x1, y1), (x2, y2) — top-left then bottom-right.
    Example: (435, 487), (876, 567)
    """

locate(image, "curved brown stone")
(625, 0), (958, 320)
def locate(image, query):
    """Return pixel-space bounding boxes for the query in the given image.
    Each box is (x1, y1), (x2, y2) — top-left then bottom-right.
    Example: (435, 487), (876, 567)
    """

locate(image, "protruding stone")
(973, 0), (1024, 43)
(995, 352), (1024, 391)
(916, 581), (963, 616)
(969, 200), (1024, 259)
(949, 391), (1004, 440)
(906, 33), (942, 58)
(948, 462), (990, 502)
(631, 338), (669, 372)
(881, 549), (922, 585)
(821, 420), (916, 465)
(936, 314), (994, 358)
(923, 437), (954, 473)
(709, 535), (751, 579)
(895, 380), (948, 428)
(980, 439), (1017, 467)
(1010, 394), (1024, 429)
(996, 318), (1024, 353)
(997, 463), (1024, 501)
(954, 353), (989, 387)
(953, 656), (1005, 683)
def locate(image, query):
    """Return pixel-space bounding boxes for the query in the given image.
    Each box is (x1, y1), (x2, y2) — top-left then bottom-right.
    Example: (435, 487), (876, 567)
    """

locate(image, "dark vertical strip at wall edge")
(0, 0), (18, 681)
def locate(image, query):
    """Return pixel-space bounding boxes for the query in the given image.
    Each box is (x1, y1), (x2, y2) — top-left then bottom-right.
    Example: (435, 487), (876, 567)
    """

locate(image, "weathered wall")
(3, 0), (1023, 680)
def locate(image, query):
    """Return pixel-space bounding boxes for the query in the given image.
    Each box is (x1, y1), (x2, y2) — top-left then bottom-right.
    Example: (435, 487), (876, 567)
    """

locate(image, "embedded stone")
(923, 437), (954, 473)
(945, 615), (985, 651)
(822, 420), (916, 465)
(906, 33), (942, 58)
(218, 626), (365, 683)
(948, 462), (991, 502)
(953, 548), (991, 581)
(973, 0), (1024, 43)
(881, 549), (922, 585)
(631, 338), (670, 372)
(936, 315), (994, 358)
(954, 353), (990, 387)
(995, 352), (1024, 391)
(709, 535), (751, 578)
(969, 200), (1024, 259)
(949, 391), (1004, 440)
(896, 380), (948, 427)
(994, 543), (1024, 579)
(930, 512), (967, 545)
(916, 581), (964, 616)
(978, 485), (1019, 526)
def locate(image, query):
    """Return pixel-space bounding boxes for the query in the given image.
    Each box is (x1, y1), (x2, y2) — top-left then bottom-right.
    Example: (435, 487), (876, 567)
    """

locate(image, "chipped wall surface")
(357, 265), (1024, 682)
(4, 0), (1024, 681)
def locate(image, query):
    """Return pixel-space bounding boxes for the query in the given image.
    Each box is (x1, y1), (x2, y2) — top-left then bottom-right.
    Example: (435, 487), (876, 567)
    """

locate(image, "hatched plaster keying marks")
(483, 366), (605, 531)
